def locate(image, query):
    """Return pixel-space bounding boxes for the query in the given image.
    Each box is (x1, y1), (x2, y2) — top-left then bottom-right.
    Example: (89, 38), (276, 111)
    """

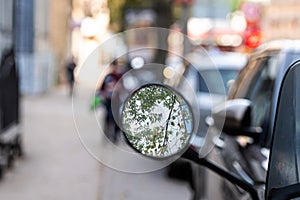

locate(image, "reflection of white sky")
(166, 103), (193, 152)
(152, 101), (172, 127)
(127, 98), (192, 136)
(127, 101), (170, 135)
(181, 104), (192, 133)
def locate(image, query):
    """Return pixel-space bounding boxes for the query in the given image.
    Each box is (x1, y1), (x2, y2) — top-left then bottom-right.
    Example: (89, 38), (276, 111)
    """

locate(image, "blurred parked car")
(169, 40), (300, 200)
(168, 50), (247, 199)
(184, 50), (247, 137)
(200, 40), (300, 199)
(177, 59), (300, 200)
(121, 42), (300, 200)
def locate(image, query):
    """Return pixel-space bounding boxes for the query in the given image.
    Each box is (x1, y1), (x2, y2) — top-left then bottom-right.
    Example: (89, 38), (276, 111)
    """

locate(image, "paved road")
(0, 85), (192, 200)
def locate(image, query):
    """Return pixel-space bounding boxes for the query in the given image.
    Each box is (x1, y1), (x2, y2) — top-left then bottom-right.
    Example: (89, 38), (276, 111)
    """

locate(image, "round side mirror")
(122, 84), (194, 158)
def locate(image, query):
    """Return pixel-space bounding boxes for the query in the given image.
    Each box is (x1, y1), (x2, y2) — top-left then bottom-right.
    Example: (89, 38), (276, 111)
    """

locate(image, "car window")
(248, 56), (279, 126)
(228, 58), (259, 99)
(229, 55), (280, 146)
(199, 69), (239, 94)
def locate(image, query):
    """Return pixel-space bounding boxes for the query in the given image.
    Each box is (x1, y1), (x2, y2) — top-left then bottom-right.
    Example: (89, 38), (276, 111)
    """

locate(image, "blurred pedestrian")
(66, 56), (77, 97)
(99, 60), (123, 143)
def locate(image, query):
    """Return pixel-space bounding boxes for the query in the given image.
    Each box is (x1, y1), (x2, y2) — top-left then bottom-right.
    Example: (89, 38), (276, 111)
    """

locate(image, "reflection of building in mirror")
(122, 84), (193, 158)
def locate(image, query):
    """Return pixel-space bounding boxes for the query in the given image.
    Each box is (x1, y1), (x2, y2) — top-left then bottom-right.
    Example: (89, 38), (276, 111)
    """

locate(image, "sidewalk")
(0, 86), (101, 200)
(101, 166), (192, 200)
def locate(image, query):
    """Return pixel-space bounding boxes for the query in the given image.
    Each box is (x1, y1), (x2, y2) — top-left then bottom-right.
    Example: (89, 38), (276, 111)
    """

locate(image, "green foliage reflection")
(123, 84), (193, 158)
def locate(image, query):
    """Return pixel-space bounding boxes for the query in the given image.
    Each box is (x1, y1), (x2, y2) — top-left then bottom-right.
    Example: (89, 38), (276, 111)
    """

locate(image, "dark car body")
(201, 40), (300, 199)
(266, 60), (300, 200)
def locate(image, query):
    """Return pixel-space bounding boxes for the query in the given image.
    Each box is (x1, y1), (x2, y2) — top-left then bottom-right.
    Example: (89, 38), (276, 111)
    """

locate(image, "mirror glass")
(122, 84), (193, 158)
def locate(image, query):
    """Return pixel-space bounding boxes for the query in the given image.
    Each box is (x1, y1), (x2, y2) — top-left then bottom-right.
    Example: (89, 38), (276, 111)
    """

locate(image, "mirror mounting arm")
(182, 148), (260, 200)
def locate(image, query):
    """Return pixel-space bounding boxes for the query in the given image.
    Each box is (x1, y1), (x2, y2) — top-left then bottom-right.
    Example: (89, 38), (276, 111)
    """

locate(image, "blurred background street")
(1, 0), (300, 199)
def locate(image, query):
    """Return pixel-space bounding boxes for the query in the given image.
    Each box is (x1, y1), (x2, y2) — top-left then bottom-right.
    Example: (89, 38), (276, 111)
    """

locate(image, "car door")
(202, 51), (281, 200)
(266, 60), (300, 200)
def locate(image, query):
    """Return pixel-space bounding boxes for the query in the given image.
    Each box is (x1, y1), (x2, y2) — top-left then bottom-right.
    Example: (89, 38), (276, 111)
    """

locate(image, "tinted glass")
(228, 58), (259, 99)
(229, 52), (280, 100)
(248, 56), (279, 128)
(234, 56), (279, 147)
(199, 69), (239, 94)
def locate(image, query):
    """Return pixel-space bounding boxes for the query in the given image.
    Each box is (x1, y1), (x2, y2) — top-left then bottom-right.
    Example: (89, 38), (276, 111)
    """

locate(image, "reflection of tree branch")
(163, 94), (176, 146)
(174, 109), (188, 148)
(181, 108), (188, 134)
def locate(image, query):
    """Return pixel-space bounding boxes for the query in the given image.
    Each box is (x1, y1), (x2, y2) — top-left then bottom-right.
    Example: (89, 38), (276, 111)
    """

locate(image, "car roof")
(247, 39), (300, 92)
(255, 39), (300, 54)
(252, 39), (300, 81)
(187, 50), (247, 71)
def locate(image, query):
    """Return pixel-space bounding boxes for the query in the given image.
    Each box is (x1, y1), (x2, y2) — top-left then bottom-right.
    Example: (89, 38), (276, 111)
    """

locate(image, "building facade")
(0, 0), (72, 95)
(262, 0), (300, 40)
(0, 0), (14, 57)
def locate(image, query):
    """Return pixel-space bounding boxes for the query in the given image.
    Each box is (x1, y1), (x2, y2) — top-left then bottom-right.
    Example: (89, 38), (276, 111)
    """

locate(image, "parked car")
(122, 40), (300, 199)
(184, 50), (247, 137)
(197, 39), (300, 199)
(167, 50), (246, 199)
(201, 58), (300, 200)
(121, 52), (300, 199)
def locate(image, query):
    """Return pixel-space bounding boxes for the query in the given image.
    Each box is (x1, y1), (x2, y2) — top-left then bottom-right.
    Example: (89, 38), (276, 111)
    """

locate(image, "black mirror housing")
(212, 99), (262, 139)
